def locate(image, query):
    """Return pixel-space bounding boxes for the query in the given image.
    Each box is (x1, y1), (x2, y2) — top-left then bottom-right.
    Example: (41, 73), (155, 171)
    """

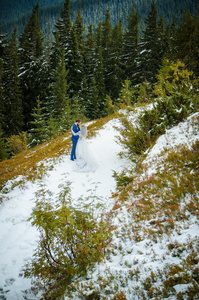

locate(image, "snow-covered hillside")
(0, 111), (198, 299)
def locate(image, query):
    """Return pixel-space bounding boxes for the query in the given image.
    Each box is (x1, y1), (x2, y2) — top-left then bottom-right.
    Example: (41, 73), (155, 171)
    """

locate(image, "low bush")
(24, 186), (113, 299)
(6, 132), (28, 155)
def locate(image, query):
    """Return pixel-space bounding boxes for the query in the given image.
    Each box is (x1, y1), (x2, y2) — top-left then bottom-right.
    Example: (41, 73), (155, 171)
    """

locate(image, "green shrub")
(117, 61), (198, 158)
(6, 132), (28, 155)
(117, 113), (151, 156)
(24, 186), (113, 299)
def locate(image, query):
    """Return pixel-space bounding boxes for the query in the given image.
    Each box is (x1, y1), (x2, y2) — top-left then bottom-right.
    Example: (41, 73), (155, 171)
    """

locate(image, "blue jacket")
(71, 123), (80, 141)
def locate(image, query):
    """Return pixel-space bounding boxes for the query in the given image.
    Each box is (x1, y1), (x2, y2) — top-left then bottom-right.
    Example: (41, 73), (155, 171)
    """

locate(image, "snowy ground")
(0, 119), (129, 300)
(0, 112), (199, 299)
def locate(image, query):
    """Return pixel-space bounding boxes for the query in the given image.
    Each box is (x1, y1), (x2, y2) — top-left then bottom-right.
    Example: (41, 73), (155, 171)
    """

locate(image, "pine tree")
(136, 1), (160, 84)
(95, 45), (106, 117)
(94, 22), (105, 115)
(0, 56), (4, 134)
(19, 2), (44, 129)
(30, 96), (47, 147)
(51, 51), (69, 122)
(39, 25), (53, 123)
(87, 76), (99, 120)
(0, 20), (8, 137)
(73, 4), (85, 53)
(54, 0), (72, 68)
(122, 6), (139, 85)
(108, 19), (124, 100)
(157, 17), (168, 62)
(165, 17), (177, 60)
(79, 75), (89, 117)
(68, 25), (83, 95)
(102, 8), (112, 95)
(84, 24), (96, 86)
(175, 10), (199, 74)
(50, 31), (62, 71)
(3, 27), (23, 136)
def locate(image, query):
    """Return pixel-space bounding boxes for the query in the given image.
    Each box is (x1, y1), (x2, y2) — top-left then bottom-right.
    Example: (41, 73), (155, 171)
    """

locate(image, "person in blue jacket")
(71, 119), (81, 161)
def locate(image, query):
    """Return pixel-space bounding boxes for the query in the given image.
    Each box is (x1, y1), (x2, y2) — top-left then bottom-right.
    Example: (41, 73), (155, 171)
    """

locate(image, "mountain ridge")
(1, 0), (197, 35)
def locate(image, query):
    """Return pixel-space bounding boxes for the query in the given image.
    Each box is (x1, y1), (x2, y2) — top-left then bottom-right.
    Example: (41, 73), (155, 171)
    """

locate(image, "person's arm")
(71, 124), (81, 136)
(71, 129), (81, 136)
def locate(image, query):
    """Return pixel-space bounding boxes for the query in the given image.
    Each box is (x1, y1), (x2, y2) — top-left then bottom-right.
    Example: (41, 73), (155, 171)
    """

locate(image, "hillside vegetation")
(0, 58), (198, 299)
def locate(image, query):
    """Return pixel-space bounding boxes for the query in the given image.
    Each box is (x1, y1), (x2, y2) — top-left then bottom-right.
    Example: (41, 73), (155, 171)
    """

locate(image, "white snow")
(0, 112), (198, 299)
(0, 118), (129, 299)
(144, 112), (199, 176)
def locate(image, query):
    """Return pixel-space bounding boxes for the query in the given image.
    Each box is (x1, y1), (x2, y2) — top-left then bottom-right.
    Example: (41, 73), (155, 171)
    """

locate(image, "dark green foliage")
(117, 112), (151, 155)
(24, 185), (113, 299)
(29, 97), (47, 147)
(122, 5), (139, 85)
(113, 170), (133, 189)
(51, 51), (69, 121)
(1, 0), (197, 37)
(0, 0), (199, 156)
(117, 60), (199, 157)
(19, 2), (44, 129)
(108, 19), (124, 100)
(2, 27), (23, 136)
(0, 126), (8, 161)
(140, 60), (197, 141)
(54, 0), (71, 50)
(174, 10), (199, 75)
(136, 1), (161, 84)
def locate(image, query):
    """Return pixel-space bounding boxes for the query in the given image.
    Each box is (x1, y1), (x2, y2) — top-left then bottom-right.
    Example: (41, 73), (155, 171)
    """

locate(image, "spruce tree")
(3, 27), (23, 136)
(157, 17), (168, 62)
(95, 45), (106, 117)
(68, 25), (83, 95)
(0, 55), (4, 134)
(102, 9), (112, 95)
(87, 76), (99, 120)
(136, 1), (160, 84)
(122, 6), (139, 85)
(54, 0), (72, 69)
(0, 20), (8, 137)
(94, 22), (105, 116)
(175, 10), (199, 74)
(165, 17), (177, 60)
(19, 2), (44, 129)
(51, 51), (69, 122)
(108, 19), (124, 100)
(73, 4), (85, 53)
(30, 96), (47, 147)
(84, 24), (96, 87)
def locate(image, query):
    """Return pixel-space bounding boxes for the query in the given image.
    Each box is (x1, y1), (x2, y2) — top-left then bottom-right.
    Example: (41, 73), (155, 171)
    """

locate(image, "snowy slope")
(0, 112), (199, 299)
(0, 118), (129, 299)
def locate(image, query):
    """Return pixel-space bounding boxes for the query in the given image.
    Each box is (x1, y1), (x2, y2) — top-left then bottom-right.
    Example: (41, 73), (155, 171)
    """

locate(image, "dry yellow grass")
(0, 114), (116, 190)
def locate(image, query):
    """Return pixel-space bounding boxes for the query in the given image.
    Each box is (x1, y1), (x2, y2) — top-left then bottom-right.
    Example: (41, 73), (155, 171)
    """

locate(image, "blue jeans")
(71, 138), (78, 160)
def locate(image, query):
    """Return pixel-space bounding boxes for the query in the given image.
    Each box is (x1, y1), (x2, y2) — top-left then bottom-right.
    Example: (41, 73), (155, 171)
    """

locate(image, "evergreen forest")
(0, 0), (199, 160)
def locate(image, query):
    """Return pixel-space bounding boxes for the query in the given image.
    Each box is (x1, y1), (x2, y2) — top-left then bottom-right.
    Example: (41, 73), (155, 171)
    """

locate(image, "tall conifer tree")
(19, 2), (43, 129)
(30, 96), (46, 146)
(51, 51), (69, 121)
(0, 20), (8, 136)
(175, 10), (199, 74)
(69, 25), (83, 95)
(3, 27), (23, 136)
(122, 6), (139, 85)
(108, 19), (124, 100)
(84, 24), (95, 87)
(54, 0), (72, 67)
(136, 1), (160, 84)
(95, 22), (106, 116)
(102, 9), (112, 95)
